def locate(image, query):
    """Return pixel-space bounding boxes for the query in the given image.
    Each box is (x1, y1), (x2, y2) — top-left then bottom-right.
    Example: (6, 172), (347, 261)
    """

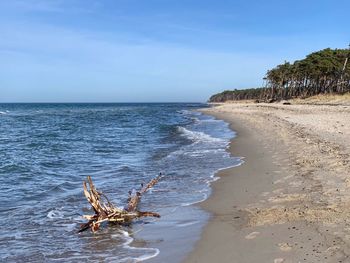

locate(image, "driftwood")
(79, 175), (161, 233)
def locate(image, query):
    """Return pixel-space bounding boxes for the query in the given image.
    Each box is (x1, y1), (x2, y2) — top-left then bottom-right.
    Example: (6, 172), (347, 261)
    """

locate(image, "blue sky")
(0, 0), (349, 102)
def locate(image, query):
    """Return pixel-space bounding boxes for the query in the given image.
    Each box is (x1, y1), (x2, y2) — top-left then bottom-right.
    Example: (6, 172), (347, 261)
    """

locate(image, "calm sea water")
(0, 103), (241, 262)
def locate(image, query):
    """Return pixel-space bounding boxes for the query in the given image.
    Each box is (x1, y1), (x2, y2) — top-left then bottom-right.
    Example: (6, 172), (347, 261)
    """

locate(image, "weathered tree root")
(79, 175), (161, 233)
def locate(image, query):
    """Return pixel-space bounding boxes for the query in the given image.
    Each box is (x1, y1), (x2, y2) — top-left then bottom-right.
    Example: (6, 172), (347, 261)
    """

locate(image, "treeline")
(209, 47), (350, 102)
(209, 88), (265, 102)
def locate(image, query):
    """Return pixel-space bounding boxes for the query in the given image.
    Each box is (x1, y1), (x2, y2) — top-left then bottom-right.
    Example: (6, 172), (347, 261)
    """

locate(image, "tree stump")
(79, 174), (161, 233)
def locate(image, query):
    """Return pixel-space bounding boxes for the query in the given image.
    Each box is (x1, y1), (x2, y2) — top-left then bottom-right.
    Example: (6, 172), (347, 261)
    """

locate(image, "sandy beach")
(184, 100), (350, 263)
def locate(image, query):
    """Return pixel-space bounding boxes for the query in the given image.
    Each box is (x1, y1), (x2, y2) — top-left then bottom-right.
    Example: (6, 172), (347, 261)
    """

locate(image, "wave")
(117, 230), (160, 262)
(176, 220), (200, 227)
(47, 208), (65, 219)
(179, 161), (243, 207)
(177, 109), (192, 115)
(177, 126), (224, 143)
(1, 103), (239, 262)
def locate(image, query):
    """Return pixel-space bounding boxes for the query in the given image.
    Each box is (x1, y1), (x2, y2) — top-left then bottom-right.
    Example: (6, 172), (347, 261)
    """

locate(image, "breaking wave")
(177, 126), (224, 143)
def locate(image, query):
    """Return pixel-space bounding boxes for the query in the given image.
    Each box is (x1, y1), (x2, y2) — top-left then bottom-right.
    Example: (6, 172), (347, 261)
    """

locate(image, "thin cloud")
(0, 0), (95, 14)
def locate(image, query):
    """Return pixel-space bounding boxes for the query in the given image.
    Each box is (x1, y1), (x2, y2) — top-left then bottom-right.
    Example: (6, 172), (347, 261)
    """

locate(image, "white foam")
(177, 126), (223, 143)
(47, 209), (64, 219)
(176, 220), (199, 227)
(116, 230), (160, 262)
(184, 149), (224, 157)
(0, 111), (7, 115)
(181, 192), (208, 207)
(180, 160), (244, 207)
(191, 116), (200, 123)
(216, 159), (245, 172)
(177, 109), (200, 116)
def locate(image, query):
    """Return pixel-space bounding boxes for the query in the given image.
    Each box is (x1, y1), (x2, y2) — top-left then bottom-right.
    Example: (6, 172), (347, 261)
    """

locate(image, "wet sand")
(184, 101), (350, 263)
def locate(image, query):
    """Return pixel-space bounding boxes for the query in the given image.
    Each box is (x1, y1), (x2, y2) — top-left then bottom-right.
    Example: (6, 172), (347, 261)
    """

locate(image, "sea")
(0, 103), (241, 263)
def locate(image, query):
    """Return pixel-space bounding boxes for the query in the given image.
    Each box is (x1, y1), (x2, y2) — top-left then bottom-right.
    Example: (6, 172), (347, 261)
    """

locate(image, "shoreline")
(184, 102), (350, 263)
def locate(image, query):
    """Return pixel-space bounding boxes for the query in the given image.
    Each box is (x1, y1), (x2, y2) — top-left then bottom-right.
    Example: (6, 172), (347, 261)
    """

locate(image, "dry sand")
(184, 101), (350, 263)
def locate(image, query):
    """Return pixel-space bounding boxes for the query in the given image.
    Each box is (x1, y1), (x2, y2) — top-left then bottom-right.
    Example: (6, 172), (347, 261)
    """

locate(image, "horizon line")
(0, 101), (207, 104)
